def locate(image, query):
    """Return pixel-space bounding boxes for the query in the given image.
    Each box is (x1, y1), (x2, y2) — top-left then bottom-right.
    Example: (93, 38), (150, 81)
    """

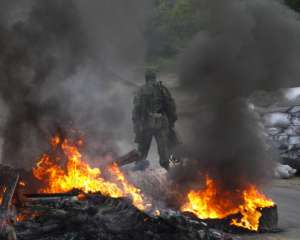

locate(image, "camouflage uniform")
(0, 224), (17, 240)
(132, 70), (177, 170)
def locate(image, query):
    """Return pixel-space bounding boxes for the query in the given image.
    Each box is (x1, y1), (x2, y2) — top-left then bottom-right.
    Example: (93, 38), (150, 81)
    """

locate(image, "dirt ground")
(240, 177), (300, 240)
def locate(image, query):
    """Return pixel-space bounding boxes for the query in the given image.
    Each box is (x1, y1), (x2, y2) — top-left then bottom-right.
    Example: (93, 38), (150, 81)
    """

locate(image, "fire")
(0, 186), (7, 205)
(16, 214), (26, 222)
(33, 134), (148, 210)
(19, 181), (26, 187)
(154, 209), (161, 216)
(16, 212), (40, 222)
(181, 176), (274, 231)
(108, 163), (147, 210)
(51, 135), (61, 148)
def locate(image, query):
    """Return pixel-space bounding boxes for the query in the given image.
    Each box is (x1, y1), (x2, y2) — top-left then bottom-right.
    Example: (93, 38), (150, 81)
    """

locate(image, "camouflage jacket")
(132, 82), (177, 132)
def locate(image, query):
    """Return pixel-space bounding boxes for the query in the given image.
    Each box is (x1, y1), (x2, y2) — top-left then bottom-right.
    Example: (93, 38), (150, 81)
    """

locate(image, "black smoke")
(0, 0), (86, 167)
(68, 0), (146, 160)
(171, 0), (300, 191)
(0, 0), (146, 168)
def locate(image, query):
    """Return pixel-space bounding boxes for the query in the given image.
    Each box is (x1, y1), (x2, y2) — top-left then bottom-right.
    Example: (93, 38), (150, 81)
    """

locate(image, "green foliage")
(146, 0), (300, 69)
(285, 0), (300, 12)
(146, 0), (203, 68)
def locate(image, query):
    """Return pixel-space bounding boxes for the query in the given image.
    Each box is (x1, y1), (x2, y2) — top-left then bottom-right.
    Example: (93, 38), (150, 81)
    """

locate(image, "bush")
(285, 0), (300, 12)
(145, 0), (204, 68)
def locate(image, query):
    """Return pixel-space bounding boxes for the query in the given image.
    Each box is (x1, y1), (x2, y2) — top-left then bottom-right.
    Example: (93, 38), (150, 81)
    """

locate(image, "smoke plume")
(0, 0), (86, 167)
(69, 0), (146, 161)
(172, 0), (300, 191)
(0, 0), (146, 168)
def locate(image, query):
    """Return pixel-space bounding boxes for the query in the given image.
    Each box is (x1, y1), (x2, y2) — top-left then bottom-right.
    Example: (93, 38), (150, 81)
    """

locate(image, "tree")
(285, 0), (300, 12)
(145, 0), (204, 68)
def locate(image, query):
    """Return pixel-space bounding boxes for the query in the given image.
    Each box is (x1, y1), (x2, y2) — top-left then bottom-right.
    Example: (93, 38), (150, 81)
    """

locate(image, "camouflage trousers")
(0, 224), (17, 240)
(135, 127), (170, 170)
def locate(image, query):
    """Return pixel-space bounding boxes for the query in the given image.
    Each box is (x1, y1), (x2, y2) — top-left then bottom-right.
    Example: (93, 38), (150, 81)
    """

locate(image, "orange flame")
(154, 209), (161, 216)
(108, 163), (149, 211)
(19, 181), (26, 187)
(51, 135), (61, 148)
(33, 135), (148, 210)
(181, 176), (274, 231)
(16, 212), (40, 222)
(0, 186), (7, 205)
(16, 214), (26, 222)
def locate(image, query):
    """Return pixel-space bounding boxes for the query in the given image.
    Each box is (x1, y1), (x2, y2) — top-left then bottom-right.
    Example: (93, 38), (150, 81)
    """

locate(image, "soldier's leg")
(154, 129), (170, 170)
(137, 131), (153, 161)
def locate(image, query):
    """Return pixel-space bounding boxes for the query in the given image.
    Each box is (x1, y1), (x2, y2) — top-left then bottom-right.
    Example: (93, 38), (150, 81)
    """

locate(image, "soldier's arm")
(162, 85), (178, 126)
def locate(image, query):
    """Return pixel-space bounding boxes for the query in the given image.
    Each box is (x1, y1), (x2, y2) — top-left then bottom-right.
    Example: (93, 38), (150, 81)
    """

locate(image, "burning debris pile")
(31, 134), (148, 211)
(14, 193), (237, 240)
(0, 134), (243, 240)
(4, 0), (300, 238)
(181, 176), (277, 232)
(0, 133), (279, 240)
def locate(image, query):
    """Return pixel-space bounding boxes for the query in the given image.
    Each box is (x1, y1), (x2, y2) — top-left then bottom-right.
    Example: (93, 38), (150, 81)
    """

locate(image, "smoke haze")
(0, 0), (146, 168)
(1, 0), (299, 196)
(172, 0), (300, 191)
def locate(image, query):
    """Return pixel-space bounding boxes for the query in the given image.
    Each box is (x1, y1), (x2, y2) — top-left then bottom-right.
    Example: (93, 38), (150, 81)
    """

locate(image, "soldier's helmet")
(145, 68), (157, 83)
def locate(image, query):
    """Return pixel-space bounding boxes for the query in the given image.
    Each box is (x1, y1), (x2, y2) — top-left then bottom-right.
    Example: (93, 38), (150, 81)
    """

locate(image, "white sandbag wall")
(261, 105), (300, 175)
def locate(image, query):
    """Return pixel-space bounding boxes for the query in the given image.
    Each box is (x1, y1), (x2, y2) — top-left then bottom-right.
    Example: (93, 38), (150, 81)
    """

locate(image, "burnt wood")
(184, 205), (278, 233)
(114, 149), (142, 166)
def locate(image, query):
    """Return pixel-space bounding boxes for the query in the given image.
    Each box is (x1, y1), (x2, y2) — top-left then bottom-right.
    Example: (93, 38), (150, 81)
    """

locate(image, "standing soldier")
(132, 69), (178, 170)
